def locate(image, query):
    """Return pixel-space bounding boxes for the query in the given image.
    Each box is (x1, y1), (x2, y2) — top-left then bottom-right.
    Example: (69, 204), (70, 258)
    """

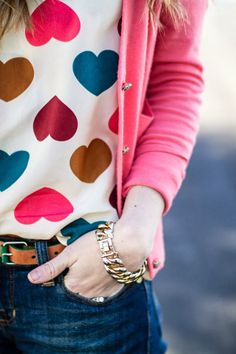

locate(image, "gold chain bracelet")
(95, 221), (147, 284)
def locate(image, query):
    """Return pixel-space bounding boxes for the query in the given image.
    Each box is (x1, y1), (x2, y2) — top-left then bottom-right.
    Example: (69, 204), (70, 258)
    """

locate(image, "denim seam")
(143, 280), (151, 354)
(34, 240), (56, 287)
(0, 268), (16, 326)
(9, 267), (14, 308)
(0, 310), (12, 326)
(34, 240), (50, 265)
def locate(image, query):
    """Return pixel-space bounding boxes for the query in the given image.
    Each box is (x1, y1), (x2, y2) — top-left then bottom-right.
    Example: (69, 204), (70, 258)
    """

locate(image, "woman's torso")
(0, 0), (122, 244)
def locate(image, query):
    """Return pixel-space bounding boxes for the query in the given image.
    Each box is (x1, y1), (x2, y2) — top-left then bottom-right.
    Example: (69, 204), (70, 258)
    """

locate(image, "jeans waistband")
(0, 235), (58, 244)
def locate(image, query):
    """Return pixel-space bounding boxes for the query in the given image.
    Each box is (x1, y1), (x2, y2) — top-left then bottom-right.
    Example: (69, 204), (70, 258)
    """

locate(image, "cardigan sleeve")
(122, 0), (208, 216)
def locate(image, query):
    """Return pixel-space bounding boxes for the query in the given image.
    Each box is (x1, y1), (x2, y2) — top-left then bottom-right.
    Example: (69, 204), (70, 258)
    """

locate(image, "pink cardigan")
(116, 0), (208, 279)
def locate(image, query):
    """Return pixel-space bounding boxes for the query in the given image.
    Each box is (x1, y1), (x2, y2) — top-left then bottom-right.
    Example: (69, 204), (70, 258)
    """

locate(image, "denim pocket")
(57, 269), (140, 307)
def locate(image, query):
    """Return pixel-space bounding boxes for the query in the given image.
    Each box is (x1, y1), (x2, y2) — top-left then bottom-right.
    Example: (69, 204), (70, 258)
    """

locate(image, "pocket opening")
(57, 271), (138, 307)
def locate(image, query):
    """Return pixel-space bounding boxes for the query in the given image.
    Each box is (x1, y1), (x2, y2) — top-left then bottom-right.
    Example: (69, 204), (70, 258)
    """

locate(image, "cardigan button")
(152, 260), (161, 268)
(121, 82), (132, 91)
(122, 146), (130, 154)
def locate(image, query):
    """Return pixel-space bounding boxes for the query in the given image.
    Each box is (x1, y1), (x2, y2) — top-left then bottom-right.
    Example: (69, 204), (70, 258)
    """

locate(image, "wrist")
(121, 186), (163, 234)
(119, 185), (163, 254)
(113, 220), (150, 272)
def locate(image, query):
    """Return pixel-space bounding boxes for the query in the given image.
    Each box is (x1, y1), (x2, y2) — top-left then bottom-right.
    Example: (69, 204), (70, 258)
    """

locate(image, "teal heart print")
(73, 50), (119, 96)
(61, 217), (107, 245)
(0, 150), (29, 191)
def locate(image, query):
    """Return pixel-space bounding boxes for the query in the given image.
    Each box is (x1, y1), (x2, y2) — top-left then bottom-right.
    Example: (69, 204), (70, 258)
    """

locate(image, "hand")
(27, 220), (148, 298)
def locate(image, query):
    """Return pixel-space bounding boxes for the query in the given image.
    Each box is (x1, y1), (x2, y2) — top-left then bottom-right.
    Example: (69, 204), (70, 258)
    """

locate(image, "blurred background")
(153, 1), (236, 353)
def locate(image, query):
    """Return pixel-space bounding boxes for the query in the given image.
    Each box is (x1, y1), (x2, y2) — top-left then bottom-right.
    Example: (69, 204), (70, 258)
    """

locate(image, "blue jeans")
(0, 239), (168, 353)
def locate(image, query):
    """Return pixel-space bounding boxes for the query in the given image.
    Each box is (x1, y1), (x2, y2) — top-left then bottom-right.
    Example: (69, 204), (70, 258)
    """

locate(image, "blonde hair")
(147, 0), (187, 31)
(0, 0), (186, 40)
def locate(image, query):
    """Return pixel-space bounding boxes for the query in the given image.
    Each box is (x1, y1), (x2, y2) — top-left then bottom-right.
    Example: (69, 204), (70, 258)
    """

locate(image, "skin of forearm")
(114, 185), (165, 260)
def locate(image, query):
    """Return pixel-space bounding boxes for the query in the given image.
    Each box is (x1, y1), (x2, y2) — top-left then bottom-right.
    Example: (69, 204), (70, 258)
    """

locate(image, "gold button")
(121, 82), (132, 91)
(152, 260), (161, 268)
(122, 146), (130, 154)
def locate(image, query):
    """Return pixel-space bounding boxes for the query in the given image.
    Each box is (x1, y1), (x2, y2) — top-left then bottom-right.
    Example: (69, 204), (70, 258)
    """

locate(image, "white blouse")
(0, 0), (122, 245)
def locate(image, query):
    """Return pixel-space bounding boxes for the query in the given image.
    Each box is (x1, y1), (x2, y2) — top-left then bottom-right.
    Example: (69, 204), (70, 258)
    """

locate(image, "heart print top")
(0, 0), (122, 245)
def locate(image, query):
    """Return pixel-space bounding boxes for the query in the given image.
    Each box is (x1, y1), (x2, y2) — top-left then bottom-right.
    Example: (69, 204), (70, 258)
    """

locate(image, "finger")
(27, 247), (70, 284)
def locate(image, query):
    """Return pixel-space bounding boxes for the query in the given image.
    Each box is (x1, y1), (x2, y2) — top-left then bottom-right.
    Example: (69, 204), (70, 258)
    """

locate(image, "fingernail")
(29, 270), (40, 282)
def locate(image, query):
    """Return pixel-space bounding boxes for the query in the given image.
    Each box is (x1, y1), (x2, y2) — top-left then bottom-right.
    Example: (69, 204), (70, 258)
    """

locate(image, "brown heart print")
(70, 138), (112, 183)
(0, 57), (34, 102)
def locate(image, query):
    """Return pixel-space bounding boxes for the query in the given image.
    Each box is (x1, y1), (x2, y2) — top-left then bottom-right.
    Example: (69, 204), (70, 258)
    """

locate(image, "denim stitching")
(34, 240), (50, 265)
(34, 240), (55, 287)
(143, 280), (151, 354)
(0, 310), (11, 326)
(0, 268), (16, 326)
(9, 267), (16, 322)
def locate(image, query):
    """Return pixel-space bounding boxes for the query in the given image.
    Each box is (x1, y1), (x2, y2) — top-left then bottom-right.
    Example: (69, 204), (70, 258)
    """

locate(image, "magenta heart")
(14, 187), (74, 224)
(25, 0), (81, 46)
(109, 184), (117, 209)
(33, 96), (78, 142)
(118, 17), (122, 36)
(108, 108), (119, 135)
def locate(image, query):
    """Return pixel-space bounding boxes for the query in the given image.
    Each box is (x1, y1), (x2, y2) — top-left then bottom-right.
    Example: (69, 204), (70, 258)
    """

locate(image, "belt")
(0, 236), (66, 265)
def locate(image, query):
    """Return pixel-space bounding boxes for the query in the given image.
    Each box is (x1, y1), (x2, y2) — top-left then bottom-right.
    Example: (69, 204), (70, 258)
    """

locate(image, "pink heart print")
(108, 108), (119, 135)
(14, 187), (74, 224)
(25, 0), (81, 46)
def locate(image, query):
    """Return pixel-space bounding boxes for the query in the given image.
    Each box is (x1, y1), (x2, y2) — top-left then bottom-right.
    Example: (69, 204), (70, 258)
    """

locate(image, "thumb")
(27, 247), (70, 284)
